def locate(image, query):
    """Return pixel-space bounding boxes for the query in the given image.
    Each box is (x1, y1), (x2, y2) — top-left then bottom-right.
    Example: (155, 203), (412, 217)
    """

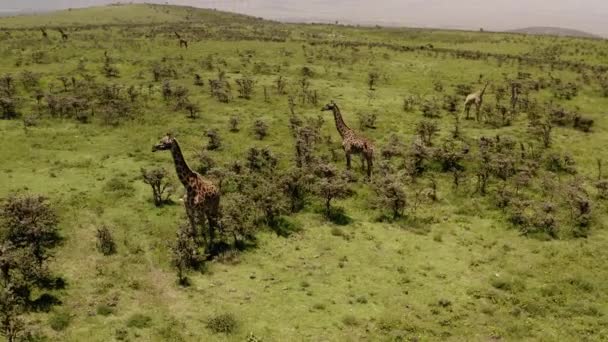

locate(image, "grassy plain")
(1, 4), (608, 341)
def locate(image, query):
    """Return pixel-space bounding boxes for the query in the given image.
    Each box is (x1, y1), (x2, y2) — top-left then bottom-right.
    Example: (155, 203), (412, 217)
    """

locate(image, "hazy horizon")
(2, 0), (607, 36)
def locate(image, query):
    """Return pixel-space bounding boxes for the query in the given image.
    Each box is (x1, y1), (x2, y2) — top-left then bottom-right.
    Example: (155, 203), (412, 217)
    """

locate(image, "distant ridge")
(510, 26), (600, 39)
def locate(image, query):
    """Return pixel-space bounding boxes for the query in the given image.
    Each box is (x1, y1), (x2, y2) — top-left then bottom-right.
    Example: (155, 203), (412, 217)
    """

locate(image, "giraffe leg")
(345, 152), (352, 170)
(185, 202), (198, 238)
(366, 154), (373, 179)
(205, 198), (220, 247)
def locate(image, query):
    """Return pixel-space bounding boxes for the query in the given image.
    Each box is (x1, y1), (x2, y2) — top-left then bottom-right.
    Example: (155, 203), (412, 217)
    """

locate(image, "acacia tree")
(0, 194), (61, 340)
(141, 168), (174, 207)
(372, 175), (407, 219)
(314, 166), (354, 217)
(171, 223), (204, 286)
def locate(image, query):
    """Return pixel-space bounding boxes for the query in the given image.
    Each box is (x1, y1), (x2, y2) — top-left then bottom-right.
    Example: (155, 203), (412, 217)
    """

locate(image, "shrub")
(372, 175), (407, 219)
(209, 78), (231, 103)
(368, 71), (380, 90)
(595, 180), (608, 199)
(195, 151), (216, 176)
(96, 304), (114, 316)
(220, 194), (256, 243)
(229, 116), (240, 132)
(358, 112), (377, 130)
(96, 225), (116, 256)
(545, 153), (577, 174)
(253, 119), (268, 140)
(171, 223), (204, 286)
(104, 177), (135, 197)
(206, 129), (222, 151)
(573, 114), (594, 132)
(235, 75), (256, 99)
(246, 147), (277, 173)
(49, 311), (71, 331)
(0, 97), (18, 119)
(342, 315), (359, 327)
(415, 119), (439, 146)
(0, 194), (60, 265)
(206, 313), (238, 334)
(126, 313), (152, 329)
(421, 98), (440, 118)
(280, 168), (314, 213)
(316, 174), (354, 217)
(141, 168), (174, 206)
(381, 134), (405, 160)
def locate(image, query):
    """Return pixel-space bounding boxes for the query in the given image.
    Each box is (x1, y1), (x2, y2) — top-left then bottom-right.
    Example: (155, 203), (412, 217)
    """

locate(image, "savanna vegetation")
(1, 3), (608, 341)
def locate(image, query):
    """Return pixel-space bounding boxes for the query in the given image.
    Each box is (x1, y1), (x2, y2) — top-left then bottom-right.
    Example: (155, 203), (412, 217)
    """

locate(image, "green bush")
(103, 177), (135, 197)
(49, 311), (71, 331)
(126, 313), (152, 329)
(206, 313), (238, 334)
(96, 304), (114, 316)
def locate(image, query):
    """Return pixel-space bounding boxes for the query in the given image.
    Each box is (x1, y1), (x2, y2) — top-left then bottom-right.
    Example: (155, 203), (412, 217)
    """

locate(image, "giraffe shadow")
(206, 238), (258, 260)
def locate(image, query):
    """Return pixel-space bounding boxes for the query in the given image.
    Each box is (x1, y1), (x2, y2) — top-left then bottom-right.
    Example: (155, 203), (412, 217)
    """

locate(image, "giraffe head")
(321, 101), (337, 112)
(152, 133), (175, 152)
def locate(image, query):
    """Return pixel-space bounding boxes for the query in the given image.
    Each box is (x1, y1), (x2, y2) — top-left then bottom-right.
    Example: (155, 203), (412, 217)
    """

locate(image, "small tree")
(171, 223), (204, 286)
(275, 76), (287, 95)
(415, 120), (439, 146)
(220, 194), (256, 244)
(141, 168), (174, 207)
(229, 116), (240, 132)
(96, 225), (116, 255)
(372, 175), (407, 219)
(184, 101), (200, 119)
(381, 134), (405, 160)
(235, 75), (256, 100)
(280, 168), (313, 213)
(253, 119), (268, 140)
(0, 195), (59, 266)
(206, 129), (222, 151)
(316, 174), (353, 217)
(368, 71), (380, 90)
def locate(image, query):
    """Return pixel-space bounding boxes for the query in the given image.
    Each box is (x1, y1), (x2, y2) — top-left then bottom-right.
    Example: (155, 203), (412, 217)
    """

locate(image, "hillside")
(1, 4), (608, 342)
(0, 3), (265, 28)
(510, 26), (600, 39)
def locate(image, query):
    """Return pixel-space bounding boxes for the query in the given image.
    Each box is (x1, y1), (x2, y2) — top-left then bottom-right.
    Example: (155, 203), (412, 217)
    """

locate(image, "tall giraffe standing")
(322, 102), (374, 178)
(58, 28), (68, 41)
(464, 81), (489, 121)
(153, 134), (220, 246)
(174, 32), (188, 49)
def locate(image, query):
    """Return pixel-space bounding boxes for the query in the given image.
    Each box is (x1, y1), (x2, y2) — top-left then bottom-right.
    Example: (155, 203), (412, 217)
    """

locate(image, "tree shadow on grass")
(323, 207), (352, 226)
(30, 293), (62, 312)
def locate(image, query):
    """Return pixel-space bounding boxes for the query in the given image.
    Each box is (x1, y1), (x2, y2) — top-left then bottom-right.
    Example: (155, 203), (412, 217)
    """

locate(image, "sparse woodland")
(1, 3), (608, 341)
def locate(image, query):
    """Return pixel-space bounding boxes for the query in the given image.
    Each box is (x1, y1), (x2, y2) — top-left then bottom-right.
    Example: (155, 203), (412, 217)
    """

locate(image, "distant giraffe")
(40, 28), (48, 39)
(153, 134), (220, 246)
(174, 31), (188, 48)
(58, 28), (68, 41)
(322, 101), (374, 178)
(464, 81), (489, 121)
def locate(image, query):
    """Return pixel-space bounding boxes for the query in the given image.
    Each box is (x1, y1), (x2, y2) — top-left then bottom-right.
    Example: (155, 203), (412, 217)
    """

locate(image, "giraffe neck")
(170, 139), (196, 187)
(332, 105), (350, 139)
(480, 83), (488, 98)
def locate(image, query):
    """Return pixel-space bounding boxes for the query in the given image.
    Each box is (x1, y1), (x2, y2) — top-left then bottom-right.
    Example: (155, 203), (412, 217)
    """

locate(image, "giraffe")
(322, 101), (374, 178)
(153, 134), (220, 246)
(174, 32), (188, 49)
(464, 81), (489, 121)
(58, 28), (68, 41)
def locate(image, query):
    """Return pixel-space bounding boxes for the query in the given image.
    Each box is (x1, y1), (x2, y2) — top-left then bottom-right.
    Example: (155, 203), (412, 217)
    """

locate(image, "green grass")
(1, 3), (608, 341)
